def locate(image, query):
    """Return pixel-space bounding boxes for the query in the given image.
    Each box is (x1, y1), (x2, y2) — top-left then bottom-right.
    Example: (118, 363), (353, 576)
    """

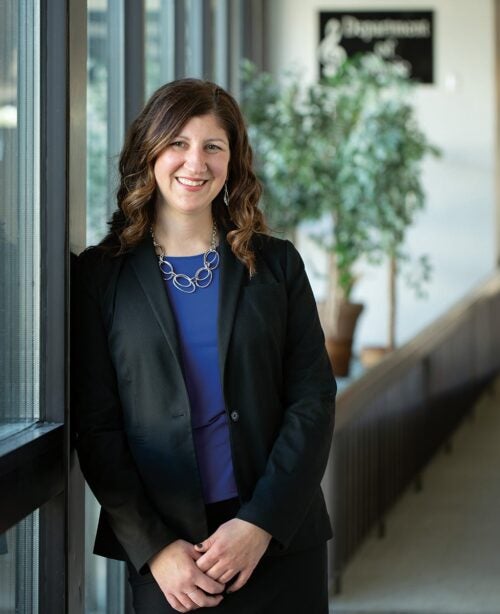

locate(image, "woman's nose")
(184, 147), (207, 173)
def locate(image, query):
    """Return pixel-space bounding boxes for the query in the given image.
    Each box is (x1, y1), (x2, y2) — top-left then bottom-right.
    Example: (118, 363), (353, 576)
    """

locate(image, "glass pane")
(185, 0), (205, 79)
(0, 510), (39, 614)
(0, 0), (40, 436)
(145, 0), (174, 98)
(87, 0), (124, 247)
(212, 0), (228, 87)
(86, 3), (127, 612)
(85, 486), (126, 614)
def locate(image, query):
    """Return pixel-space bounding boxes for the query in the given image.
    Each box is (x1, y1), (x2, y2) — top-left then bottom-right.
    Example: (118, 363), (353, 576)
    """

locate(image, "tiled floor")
(329, 377), (500, 614)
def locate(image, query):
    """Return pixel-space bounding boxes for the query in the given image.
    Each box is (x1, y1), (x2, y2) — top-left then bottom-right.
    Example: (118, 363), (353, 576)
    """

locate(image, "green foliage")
(240, 60), (324, 235)
(240, 55), (440, 301)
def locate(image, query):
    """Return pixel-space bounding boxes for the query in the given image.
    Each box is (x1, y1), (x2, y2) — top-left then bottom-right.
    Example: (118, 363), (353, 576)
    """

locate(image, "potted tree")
(241, 62), (366, 375)
(240, 55), (438, 376)
(324, 55), (439, 364)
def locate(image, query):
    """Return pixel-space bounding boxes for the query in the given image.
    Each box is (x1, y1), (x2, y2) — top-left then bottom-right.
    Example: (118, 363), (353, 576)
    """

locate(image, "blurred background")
(1, 1), (499, 612)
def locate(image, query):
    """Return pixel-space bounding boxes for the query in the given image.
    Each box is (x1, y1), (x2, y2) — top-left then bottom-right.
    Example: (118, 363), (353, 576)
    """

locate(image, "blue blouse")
(163, 252), (238, 504)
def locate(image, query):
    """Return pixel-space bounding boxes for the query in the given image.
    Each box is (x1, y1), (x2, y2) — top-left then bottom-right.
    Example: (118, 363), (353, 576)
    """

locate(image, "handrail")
(325, 269), (500, 593)
(337, 271), (500, 423)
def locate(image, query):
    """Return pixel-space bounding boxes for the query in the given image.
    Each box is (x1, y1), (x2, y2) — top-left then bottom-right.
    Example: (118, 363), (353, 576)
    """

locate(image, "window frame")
(0, 0), (86, 611)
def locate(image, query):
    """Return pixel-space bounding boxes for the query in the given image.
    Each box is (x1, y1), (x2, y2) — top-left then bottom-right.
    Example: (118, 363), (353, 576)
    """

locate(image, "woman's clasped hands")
(148, 539), (224, 612)
(149, 518), (272, 612)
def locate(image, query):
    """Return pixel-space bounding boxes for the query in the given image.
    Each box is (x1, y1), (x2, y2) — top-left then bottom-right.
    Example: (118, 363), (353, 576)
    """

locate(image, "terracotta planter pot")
(325, 338), (352, 377)
(324, 301), (364, 377)
(335, 301), (364, 340)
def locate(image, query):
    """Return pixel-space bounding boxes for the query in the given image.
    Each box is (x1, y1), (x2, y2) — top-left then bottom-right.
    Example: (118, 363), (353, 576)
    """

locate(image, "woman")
(73, 78), (336, 613)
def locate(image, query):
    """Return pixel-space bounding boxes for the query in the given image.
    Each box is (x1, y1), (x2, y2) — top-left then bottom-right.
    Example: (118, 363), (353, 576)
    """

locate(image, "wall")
(265, 0), (496, 352)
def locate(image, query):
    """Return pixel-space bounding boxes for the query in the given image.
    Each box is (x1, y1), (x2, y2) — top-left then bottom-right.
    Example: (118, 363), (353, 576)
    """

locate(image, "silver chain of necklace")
(150, 222), (220, 293)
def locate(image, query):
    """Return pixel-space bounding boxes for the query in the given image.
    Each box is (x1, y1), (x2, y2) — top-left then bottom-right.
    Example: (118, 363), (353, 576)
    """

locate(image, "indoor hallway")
(329, 375), (500, 614)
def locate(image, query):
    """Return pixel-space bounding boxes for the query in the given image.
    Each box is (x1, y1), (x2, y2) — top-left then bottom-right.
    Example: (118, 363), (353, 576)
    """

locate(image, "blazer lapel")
(129, 236), (184, 369)
(218, 234), (245, 390)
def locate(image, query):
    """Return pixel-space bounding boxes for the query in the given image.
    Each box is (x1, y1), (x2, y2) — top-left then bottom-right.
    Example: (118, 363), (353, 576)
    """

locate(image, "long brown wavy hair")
(103, 78), (267, 274)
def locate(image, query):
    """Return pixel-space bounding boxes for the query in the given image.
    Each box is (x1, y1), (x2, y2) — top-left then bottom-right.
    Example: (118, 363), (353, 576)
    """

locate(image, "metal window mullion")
(186, 0), (203, 78)
(240, 0), (252, 63)
(159, 0), (175, 84)
(18, 0), (39, 422)
(32, 0), (41, 423)
(174, 0), (186, 78)
(124, 0), (145, 130)
(43, 0), (87, 614)
(68, 0), (87, 597)
(228, 0), (242, 98)
(107, 0), (125, 218)
(214, 0), (229, 88)
(201, 0), (213, 79)
(244, 0), (264, 70)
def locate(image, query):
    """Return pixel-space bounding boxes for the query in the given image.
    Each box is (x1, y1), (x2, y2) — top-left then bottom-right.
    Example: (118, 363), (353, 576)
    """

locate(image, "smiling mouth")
(176, 177), (208, 187)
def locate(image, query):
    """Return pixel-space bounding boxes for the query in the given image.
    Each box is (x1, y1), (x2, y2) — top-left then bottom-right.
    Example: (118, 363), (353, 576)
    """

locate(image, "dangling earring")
(223, 182), (229, 208)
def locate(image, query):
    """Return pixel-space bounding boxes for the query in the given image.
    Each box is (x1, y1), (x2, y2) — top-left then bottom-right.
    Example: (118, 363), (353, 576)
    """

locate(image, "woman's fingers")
(193, 567), (225, 595)
(217, 569), (237, 584)
(195, 549), (218, 573)
(195, 518), (271, 582)
(203, 561), (237, 583)
(166, 578), (224, 612)
(149, 540), (225, 611)
(165, 592), (189, 612)
(169, 586), (224, 611)
(175, 591), (198, 611)
(186, 587), (224, 608)
(201, 561), (227, 581)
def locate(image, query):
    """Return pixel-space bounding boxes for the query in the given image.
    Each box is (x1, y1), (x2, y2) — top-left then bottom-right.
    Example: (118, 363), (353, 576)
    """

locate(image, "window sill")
(0, 422), (64, 532)
(0, 421), (41, 443)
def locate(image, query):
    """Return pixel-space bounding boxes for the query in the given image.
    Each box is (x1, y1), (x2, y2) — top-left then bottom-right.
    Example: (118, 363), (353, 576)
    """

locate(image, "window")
(87, 0), (125, 247)
(86, 3), (128, 611)
(1, 0), (85, 611)
(145, 0), (175, 96)
(145, 0), (233, 97)
(0, 0), (40, 437)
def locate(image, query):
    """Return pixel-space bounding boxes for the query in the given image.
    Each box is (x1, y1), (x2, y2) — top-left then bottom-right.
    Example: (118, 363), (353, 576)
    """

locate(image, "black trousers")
(127, 498), (329, 614)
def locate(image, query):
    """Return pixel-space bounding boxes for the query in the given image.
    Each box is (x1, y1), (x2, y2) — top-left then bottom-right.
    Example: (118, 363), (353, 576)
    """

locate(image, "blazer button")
(230, 410), (240, 422)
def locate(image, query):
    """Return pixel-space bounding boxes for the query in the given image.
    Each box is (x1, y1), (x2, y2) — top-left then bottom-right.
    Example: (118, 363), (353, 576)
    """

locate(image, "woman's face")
(153, 113), (230, 219)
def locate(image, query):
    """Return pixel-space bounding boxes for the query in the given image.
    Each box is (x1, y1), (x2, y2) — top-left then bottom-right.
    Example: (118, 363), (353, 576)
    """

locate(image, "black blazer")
(72, 231), (336, 573)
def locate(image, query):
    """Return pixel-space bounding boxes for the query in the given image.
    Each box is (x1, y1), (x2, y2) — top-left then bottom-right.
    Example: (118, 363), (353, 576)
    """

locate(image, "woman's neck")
(153, 210), (215, 257)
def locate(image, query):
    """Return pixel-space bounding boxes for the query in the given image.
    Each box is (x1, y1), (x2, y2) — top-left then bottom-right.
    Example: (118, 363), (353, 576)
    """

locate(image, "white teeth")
(177, 177), (206, 187)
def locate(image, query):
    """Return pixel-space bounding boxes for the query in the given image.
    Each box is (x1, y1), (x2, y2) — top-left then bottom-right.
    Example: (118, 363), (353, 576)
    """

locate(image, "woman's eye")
(206, 143), (221, 152)
(170, 140), (185, 148)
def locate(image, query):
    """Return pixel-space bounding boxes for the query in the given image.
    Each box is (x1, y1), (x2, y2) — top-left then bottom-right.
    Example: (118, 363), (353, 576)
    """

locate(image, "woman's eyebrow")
(175, 134), (228, 143)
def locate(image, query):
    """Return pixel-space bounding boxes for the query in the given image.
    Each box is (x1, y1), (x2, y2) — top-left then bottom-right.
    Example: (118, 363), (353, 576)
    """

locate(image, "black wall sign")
(318, 11), (434, 83)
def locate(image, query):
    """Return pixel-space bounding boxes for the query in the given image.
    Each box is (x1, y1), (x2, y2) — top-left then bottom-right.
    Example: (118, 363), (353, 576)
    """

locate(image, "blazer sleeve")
(235, 239), (336, 547)
(72, 249), (177, 572)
